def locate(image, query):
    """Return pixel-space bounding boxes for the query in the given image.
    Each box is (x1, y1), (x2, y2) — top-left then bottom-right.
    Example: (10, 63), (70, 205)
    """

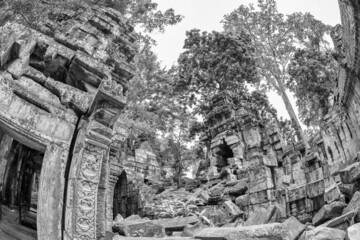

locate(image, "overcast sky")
(148, 0), (342, 123)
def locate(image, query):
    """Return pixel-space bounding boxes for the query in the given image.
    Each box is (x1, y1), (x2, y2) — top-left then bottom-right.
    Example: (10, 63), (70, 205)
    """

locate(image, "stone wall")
(200, 110), (342, 223)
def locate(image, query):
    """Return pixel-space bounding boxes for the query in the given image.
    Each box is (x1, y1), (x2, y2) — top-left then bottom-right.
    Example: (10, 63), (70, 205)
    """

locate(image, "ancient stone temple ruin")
(195, 0), (360, 233)
(2, 0), (360, 240)
(0, 5), (161, 240)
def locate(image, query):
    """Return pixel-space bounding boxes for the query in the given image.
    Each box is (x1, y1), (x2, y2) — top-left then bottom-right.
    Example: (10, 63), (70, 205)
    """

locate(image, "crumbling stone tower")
(0, 5), (137, 240)
(199, 89), (342, 223)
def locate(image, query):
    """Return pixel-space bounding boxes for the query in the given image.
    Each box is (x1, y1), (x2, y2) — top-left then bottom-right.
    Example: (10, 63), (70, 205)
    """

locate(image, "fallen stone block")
(312, 201), (347, 226)
(113, 219), (166, 237)
(319, 211), (355, 231)
(153, 216), (199, 232)
(324, 184), (341, 204)
(195, 190), (209, 204)
(235, 194), (249, 209)
(194, 223), (288, 240)
(342, 191), (360, 214)
(114, 214), (124, 224)
(249, 190), (271, 205)
(201, 201), (242, 227)
(244, 205), (280, 226)
(222, 200), (243, 219)
(181, 221), (209, 237)
(208, 186), (224, 204)
(347, 222), (360, 240)
(339, 182), (360, 201)
(225, 180), (248, 196)
(282, 216), (306, 240)
(225, 180), (241, 187)
(299, 227), (345, 240)
(339, 162), (360, 184)
(124, 215), (142, 221)
(112, 236), (192, 240)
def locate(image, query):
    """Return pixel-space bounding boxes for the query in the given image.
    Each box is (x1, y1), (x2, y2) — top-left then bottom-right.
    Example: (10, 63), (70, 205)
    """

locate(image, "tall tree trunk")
(276, 78), (309, 148)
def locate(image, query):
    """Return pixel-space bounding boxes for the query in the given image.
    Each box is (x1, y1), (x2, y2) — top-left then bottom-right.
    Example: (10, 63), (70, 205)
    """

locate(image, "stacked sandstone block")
(202, 101), (344, 223)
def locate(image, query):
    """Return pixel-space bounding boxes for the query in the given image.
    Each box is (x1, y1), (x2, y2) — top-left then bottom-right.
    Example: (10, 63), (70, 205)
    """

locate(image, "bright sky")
(149, 0), (342, 123)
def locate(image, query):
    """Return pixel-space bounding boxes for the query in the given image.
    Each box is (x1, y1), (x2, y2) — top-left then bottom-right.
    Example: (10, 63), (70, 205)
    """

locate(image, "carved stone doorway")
(113, 171), (141, 218)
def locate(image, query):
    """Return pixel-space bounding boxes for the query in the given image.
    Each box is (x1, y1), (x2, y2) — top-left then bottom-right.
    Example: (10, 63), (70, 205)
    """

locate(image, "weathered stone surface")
(343, 191), (360, 214)
(114, 214), (124, 223)
(125, 215), (142, 221)
(113, 220), (166, 237)
(339, 182), (360, 200)
(112, 236), (192, 240)
(339, 162), (360, 184)
(225, 180), (248, 196)
(319, 211), (355, 231)
(194, 223), (288, 240)
(282, 216), (305, 240)
(235, 194), (249, 209)
(306, 179), (325, 198)
(324, 184), (342, 204)
(208, 186), (224, 204)
(244, 205), (280, 226)
(196, 190), (210, 204)
(181, 221), (209, 237)
(201, 205), (234, 226)
(347, 222), (360, 240)
(44, 77), (93, 113)
(153, 216), (199, 232)
(312, 201), (347, 226)
(0, 3), (140, 240)
(299, 227), (345, 240)
(248, 166), (274, 193)
(222, 200), (243, 218)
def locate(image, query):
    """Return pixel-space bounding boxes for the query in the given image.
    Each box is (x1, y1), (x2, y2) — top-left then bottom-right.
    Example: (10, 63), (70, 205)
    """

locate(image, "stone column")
(38, 144), (70, 240)
(65, 82), (127, 239)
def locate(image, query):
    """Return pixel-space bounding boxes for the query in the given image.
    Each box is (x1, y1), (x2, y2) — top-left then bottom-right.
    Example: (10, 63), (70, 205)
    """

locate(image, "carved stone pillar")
(64, 78), (129, 239)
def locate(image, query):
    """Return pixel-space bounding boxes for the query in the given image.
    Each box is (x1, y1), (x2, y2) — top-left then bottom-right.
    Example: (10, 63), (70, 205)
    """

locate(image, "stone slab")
(194, 223), (288, 240)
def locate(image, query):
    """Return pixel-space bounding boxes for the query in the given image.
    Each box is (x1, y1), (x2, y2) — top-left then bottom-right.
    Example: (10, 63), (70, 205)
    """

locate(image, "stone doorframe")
(0, 79), (76, 240)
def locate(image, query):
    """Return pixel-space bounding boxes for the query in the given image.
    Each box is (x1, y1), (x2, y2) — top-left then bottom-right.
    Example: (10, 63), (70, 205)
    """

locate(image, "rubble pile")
(110, 83), (360, 239)
(111, 185), (360, 240)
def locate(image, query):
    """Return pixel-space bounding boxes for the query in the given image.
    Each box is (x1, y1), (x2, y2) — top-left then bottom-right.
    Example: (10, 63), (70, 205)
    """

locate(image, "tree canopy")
(175, 29), (258, 116)
(287, 48), (336, 127)
(222, 0), (332, 146)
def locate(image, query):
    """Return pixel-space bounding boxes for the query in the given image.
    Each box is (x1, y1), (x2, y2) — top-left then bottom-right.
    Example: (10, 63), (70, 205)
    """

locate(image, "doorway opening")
(215, 139), (234, 168)
(113, 172), (140, 218)
(1, 138), (44, 234)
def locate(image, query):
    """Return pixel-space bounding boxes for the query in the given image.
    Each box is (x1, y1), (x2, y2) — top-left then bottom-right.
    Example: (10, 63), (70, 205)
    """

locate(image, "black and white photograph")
(0, 0), (358, 239)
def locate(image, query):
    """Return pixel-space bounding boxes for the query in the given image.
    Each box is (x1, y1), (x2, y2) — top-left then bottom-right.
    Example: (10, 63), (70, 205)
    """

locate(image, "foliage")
(287, 49), (336, 127)
(157, 128), (203, 186)
(277, 118), (297, 144)
(2, 0), (183, 45)
(1, 0), (82, 28)
(123, 46), (199, 183)
(240, 90), (278, 126)
(98, 0), (183, 45)
(304, 127), (321, 144)
(222, 0), (331, 145)
(175, 29), (258, 117)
